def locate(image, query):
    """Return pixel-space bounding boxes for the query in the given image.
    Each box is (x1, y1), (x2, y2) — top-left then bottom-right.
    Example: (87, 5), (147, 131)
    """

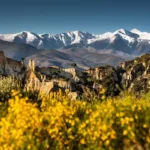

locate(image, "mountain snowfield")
(0, 28), (150, 69)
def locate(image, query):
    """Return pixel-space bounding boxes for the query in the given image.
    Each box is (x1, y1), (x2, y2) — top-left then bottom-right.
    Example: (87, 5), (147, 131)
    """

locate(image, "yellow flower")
(105, 140), (110, 145)
(123, 130), (128, 136)
(100, 88), (106, 94)
(101, 124), (107, 132)
(80, 139), (85, 144)
(116, 113), (120, 117)
(143, 124), (147, 128)
(101, 95), (106, 100)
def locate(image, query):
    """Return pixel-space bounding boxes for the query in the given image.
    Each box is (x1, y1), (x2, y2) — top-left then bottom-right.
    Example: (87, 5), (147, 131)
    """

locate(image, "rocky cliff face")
(119, 54), (150, 94)
(86, 54), (150, 96)
(0, 51), (149, 98)
(85, 66), (121, 96)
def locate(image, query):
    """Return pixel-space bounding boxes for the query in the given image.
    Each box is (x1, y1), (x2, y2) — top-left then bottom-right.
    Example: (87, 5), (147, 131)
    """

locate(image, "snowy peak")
(66, 31), (95, 44)
(114, 29), (129, 35)
(0, 31), (44, 48)
(131, 28), (142, 35)
(131, 28), (150, 40)
(16, 31), (40, 42)
(0, 31), (40, 43)
(40, 30), (95, 46)
(114, 29), (139, 38)
(111, 29), (139, 43)
(19, 31), (39, 37)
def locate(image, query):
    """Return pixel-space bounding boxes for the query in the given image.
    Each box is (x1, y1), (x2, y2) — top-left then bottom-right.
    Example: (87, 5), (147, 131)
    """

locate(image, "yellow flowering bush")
(0, 90), (150, 150)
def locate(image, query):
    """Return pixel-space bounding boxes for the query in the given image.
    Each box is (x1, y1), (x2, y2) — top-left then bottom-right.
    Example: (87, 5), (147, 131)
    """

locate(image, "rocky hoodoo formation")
(24, 60), (56, 95)
(0, 50), (149, 98)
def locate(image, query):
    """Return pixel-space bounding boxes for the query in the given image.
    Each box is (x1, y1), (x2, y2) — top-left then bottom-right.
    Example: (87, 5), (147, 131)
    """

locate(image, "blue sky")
(0, 0), (150, 34)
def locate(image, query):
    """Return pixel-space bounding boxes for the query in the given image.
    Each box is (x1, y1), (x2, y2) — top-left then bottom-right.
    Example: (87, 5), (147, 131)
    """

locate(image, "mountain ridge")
(0, 28), (150, 48)
(0, 28), (150, 57)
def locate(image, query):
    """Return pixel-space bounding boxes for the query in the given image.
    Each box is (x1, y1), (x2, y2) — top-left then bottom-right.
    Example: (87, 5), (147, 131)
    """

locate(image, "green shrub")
(0, 77), (20, 102)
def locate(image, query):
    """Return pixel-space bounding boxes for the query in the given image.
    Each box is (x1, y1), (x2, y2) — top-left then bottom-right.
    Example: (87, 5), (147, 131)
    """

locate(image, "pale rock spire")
(28, 59), (35, 71)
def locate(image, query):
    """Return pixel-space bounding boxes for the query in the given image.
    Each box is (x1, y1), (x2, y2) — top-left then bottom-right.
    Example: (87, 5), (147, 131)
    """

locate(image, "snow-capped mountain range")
(0, 28), (150, 69)
(0, 28), (150, 54)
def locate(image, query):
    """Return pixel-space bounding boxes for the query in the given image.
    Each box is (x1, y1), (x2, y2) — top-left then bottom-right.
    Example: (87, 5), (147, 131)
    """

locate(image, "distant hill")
(0, 39), (39, 60)
(25, 49), (101, 70)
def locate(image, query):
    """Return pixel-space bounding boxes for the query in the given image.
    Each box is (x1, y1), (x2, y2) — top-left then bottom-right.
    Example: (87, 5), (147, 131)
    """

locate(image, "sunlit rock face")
(24, 59), (56, 94)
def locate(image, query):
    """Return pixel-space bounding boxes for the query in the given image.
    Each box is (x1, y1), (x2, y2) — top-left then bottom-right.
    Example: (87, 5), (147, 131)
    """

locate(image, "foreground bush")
(0, 90), (150, 150)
